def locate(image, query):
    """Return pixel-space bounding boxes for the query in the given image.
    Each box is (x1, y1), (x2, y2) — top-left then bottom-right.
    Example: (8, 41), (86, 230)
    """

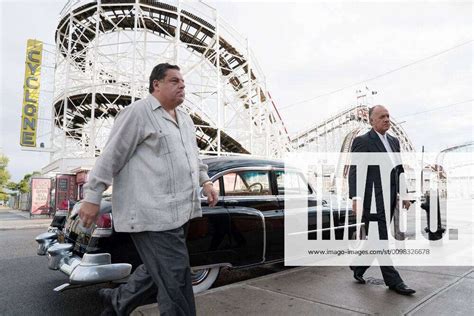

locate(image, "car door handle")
(225, 199), (239, 204)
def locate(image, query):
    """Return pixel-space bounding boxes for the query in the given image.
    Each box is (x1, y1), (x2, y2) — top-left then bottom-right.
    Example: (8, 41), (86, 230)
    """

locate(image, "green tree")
(6, 181), (19, 191)
(0, 155), (11, 202)
(15, 171), (42, 194)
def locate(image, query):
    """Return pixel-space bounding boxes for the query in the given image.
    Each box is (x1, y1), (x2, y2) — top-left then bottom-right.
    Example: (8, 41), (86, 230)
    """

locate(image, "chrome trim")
(35, 232), (58, 255)
(206, 165), (314, 198)
(47, 243), (73, 270)
(47, 243), (73, 254)
(200, 195), (278, 202)
(230, 208), (266, 263)
(36, 228), (132, 286)
(53, 283), (71, 292)
(38, 240), (58, 256)
(257, 209), (266, 263)
(80, 253), (111, 266)
(191, 268), (210, 284)
(287, 223), (364, 236)
(210, 166), (306, 181)
(45, 250), (132, 285)
(92, 227), (113, 237)
(35, 232), (57, 240)
(271, 167), (303, 173)
(211, 166), (274, 181)
(69, 261), (132, 285)
(262, 258), (285, 265)
(224, 195), (278, 201)
(60, 256), (81, 275)
(92, 213), (113, 237)
(52, 283), (99, 292)
(276, 194), (317, 199)
(191, 263), (232, 270)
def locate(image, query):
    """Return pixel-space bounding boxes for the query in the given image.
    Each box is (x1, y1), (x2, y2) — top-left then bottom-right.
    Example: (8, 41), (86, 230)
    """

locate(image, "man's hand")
(79, 201), (100, 228)
(402, 200), (411, 210)
(202, 182), (218, 207)
(397, 193), (412, 210)
(352, 197), (362, 215)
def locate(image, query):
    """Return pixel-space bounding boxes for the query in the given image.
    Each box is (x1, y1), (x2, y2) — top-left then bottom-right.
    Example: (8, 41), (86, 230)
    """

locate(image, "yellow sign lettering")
(27, 62), (40, 75)
(24, 90), (36, 103)
(28, 50), (41, 63)
(23, 117), (36, 131)
(20, 39), (43, 147)
(21, 131), (35, 146)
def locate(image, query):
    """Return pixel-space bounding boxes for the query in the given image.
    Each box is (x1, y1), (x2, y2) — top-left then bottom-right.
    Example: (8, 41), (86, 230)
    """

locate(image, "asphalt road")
(0, 228), (290, 316)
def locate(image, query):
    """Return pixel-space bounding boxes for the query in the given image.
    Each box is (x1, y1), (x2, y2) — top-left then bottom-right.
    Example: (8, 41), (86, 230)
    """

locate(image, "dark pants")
(351, 212), (403, 287)
(110, 224), (195, 316)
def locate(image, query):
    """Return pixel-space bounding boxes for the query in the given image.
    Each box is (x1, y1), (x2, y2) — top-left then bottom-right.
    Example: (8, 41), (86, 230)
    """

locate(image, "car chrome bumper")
(35, 233), (132, 285)
(35, 232), (58, 255)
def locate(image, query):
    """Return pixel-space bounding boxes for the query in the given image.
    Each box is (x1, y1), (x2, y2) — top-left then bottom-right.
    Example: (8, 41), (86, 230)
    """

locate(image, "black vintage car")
(35, 157), (355, 293)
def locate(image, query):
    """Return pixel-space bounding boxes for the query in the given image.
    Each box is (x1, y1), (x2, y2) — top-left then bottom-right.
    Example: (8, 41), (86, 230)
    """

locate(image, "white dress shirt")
(375, 131), (393, 152)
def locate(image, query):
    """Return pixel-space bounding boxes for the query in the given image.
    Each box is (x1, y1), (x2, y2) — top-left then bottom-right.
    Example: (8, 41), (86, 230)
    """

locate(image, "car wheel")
(191, 267), (220, 293)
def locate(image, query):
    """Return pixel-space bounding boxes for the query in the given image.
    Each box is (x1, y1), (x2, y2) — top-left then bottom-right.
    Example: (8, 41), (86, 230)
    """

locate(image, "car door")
(274, 169), (321, 244)
(220, 168), (278, 265)
(187, 180), (232, 267)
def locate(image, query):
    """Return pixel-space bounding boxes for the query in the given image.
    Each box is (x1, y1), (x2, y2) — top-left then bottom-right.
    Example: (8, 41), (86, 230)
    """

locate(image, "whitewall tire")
(191, 267), (220, 294)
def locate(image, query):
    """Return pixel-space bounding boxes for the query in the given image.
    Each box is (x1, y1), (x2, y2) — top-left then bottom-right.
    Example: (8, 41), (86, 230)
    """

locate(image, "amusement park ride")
(20, 0), (414, 176)
(19, 0), (474, 214)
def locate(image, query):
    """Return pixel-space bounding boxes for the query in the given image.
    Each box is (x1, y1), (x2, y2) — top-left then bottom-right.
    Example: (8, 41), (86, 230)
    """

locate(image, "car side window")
(223, 171), (271, 196)
(275, 170), (310, 195)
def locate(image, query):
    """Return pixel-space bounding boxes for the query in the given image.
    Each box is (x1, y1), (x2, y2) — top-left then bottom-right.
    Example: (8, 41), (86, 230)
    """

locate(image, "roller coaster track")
(291, 105), (415, 153)
(53, 0), (289, 156)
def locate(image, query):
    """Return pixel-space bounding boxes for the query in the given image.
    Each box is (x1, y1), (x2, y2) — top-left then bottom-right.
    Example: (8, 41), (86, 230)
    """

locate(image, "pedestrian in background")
(348, 105), (415, 295)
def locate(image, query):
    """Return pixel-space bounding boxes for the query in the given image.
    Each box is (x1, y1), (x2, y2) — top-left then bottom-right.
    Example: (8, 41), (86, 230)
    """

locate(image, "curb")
(0, 209), (52, 231)
(0, 223), (51, 231)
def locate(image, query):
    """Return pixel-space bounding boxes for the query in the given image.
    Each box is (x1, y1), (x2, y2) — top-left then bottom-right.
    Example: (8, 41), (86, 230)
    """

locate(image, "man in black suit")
(348, 105), (416, 295)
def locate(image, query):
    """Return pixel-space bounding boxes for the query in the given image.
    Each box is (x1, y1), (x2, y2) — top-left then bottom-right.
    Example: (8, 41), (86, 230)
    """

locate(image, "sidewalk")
(0, 207), (52, 230)
(134, 265), (473, 315)
(2, 206), (470, 315)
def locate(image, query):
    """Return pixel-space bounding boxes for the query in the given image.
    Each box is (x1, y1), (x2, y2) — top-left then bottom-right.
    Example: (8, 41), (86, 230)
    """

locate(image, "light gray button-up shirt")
(83, 94), (210, 232)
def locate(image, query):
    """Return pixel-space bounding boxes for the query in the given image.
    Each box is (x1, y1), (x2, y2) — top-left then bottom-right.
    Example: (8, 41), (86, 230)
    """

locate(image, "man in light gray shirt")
(80, 63), (218, 315)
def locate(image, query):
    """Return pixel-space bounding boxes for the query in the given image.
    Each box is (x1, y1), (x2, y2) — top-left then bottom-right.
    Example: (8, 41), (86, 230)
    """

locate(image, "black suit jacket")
(348, 128), (404, 220)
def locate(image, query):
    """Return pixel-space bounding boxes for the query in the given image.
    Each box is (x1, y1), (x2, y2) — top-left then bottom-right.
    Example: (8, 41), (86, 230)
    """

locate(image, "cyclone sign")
(20, 39), (43, 147)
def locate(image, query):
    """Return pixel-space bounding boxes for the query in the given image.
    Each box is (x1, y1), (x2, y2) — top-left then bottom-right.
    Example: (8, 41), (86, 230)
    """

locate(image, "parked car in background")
(35, 157), (355, 293)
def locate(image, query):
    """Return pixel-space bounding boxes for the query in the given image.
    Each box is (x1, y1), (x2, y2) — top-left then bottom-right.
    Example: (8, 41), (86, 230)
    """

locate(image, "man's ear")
(154, 80), (160, 92)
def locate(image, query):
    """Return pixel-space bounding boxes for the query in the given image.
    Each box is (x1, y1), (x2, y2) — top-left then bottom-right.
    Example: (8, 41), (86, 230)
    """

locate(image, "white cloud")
(1, 0), (472, 180)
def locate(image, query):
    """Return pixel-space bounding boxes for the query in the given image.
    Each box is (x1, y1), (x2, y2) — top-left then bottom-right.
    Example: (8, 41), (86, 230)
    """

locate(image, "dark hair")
(149, 63), (180, 93)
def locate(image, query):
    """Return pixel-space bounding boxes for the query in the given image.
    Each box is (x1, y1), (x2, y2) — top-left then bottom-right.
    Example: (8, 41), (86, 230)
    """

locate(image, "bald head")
(369, 105), (391, 134)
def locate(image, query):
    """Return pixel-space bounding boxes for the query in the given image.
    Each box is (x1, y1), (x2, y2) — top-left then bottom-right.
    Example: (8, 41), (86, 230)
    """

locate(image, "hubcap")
(191, 268), (210, 285)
